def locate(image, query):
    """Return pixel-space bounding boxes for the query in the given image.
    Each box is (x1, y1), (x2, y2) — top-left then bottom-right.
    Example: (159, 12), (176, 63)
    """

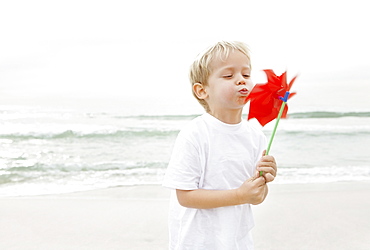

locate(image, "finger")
(260, 160), (277, 171)
(257, 164), (277, 173)
(258, 150), (268, 177)
(258, 160), (275, 167)
(258, 166), (276, 177)
(264, 173), (275, 183)
(261, 155), (275, 163)
(258, 160), (276, 169)
(253, 176), (266, 186)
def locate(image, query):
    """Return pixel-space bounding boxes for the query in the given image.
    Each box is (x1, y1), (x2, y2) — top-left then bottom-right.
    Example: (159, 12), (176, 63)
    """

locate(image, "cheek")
(246, 80), (254, 91)
(220, 87), (236, 101)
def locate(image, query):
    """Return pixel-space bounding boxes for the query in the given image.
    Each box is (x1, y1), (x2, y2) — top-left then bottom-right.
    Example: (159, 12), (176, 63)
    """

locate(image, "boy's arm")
(176, 175), (267, 209)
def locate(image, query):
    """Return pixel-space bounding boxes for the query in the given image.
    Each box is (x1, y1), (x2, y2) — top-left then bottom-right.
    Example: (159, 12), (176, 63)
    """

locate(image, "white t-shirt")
(163, 113), (267, 250)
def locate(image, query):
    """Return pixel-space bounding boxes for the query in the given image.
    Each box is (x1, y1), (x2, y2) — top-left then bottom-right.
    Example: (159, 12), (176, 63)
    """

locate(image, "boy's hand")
(257, 150), (277, 183)
(236, 176), (267, 205)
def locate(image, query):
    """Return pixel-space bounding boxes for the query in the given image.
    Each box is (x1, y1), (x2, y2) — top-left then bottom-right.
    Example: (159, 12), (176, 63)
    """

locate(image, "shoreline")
(1, 181), (370, 249)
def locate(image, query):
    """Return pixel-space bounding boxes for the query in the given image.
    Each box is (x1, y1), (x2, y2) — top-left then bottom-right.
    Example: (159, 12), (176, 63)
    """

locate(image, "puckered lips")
(238, 88), (249, 96)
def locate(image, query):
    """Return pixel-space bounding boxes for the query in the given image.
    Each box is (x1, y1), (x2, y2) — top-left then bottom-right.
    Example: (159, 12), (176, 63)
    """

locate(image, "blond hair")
(189, 41), (251, 111)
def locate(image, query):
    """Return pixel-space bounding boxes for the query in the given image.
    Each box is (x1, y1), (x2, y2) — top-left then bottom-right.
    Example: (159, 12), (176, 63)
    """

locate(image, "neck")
(208, 108), (243, 124)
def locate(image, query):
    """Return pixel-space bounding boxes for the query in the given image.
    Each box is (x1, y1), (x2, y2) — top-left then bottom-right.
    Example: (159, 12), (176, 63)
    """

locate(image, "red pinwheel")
(246, 70), (298, 176)
(247, 69), (297, 126)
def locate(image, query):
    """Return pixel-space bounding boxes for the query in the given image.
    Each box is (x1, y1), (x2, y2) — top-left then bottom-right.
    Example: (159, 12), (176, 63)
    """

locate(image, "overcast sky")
(1, 0), (369, 112)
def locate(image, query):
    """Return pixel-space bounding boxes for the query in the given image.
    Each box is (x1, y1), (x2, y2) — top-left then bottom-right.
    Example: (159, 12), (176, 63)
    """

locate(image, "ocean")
(0, 82), (370, 196)
(1, 101), (370, 196)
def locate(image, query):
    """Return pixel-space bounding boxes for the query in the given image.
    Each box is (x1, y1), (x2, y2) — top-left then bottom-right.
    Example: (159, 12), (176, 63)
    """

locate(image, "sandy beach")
(1, 182), (370, 250)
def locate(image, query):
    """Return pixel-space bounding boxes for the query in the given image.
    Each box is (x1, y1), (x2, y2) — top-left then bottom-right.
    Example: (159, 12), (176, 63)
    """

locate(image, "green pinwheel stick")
(260, 91), (290, 176)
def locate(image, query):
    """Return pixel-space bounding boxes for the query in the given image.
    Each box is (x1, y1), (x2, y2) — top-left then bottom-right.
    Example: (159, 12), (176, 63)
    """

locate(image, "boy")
(163, 41), (277, 249)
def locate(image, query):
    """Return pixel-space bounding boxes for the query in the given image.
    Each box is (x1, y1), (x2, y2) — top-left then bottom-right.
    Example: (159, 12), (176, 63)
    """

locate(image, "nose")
(236, 73), (247, 85)
(236, 76), (253, 91)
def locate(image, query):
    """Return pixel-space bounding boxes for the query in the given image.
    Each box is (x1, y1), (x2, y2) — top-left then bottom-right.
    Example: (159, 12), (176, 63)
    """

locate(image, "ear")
(193, 83), (208, 100)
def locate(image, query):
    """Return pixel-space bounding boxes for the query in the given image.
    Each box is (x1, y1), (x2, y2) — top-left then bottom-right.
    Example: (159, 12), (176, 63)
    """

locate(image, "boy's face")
(204, 50), (253, 114)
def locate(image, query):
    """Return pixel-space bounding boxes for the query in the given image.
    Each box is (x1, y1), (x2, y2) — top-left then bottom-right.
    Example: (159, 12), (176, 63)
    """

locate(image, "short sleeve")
(162, 130), (202, 190)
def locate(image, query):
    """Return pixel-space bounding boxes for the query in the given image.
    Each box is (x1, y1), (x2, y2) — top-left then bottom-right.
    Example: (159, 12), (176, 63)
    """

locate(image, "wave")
(114, 114), (198, 120)
(0, 161), (167, 187)
(3, 127), (369, 141)
(0, 129), (179, 140)
(120, 111), (370, 120)
(2, 108), (369, 121)
(274, 129), (370, 137)
(1, 111), (369, 141)
(288, 111), (370, 119)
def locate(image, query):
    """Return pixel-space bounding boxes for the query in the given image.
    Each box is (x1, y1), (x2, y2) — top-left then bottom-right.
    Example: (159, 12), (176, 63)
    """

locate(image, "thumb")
(262, 149), (266, 157)
(253, 176), (266, 186)
(254, 170), (260, 178)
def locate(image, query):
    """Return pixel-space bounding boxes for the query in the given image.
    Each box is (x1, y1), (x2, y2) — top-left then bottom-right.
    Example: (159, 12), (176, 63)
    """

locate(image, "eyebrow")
(219, 66), (251, 72)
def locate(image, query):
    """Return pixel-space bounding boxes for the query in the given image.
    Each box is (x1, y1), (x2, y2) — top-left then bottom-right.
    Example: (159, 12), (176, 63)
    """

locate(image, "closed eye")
(223, 75), (233, 78)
